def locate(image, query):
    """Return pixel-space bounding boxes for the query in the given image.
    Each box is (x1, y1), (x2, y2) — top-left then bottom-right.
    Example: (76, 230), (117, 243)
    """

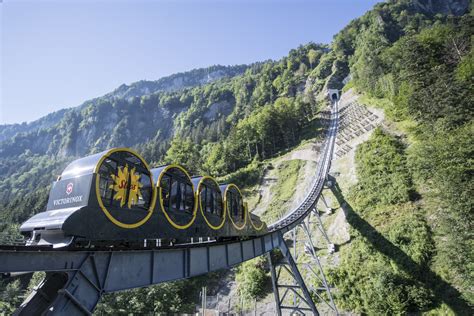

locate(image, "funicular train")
(20, 148), (267, 248)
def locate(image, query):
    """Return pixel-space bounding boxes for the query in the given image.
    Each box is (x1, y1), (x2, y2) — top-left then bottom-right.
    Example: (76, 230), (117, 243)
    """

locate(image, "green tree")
(96, 281), (197, 314)
(307, 49), (320, 69)
(201, 142), (227, 176)
(351, 128), (413, 209)
(164, 137), (201, 174)
(236, 256), (269, 301)
(0, 279), (23, 314)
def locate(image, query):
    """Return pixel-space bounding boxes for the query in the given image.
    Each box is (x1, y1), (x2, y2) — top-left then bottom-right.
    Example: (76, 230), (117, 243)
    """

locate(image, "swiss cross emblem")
(66, 183), (74, 195)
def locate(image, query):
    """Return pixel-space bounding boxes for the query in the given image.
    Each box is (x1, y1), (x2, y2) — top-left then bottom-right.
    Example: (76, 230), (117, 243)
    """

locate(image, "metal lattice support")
(308, 207), (335, 254)
(268, 232), (318, 315)
(15, 253), (113, 315)
(268, 215), (338, 315)
(300, 220), (338, 314)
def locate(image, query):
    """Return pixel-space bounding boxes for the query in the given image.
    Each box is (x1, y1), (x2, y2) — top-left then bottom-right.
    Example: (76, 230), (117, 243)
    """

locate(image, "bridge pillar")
(15, 252), (111, 315)
(300, 221), (338, 313)
(14, 272), (69, 315)
(268, 232), (319, 315)
(268, 223), (339, 315)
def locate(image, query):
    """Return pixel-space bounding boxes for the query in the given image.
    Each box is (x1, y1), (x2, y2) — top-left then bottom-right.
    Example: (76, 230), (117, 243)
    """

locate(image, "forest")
(328, 1), (472, 313)
(0, 0), (472, 314)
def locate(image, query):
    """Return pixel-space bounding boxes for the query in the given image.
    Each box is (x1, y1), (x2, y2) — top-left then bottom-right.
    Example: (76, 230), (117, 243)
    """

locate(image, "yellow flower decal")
(110, 164), (143, 208)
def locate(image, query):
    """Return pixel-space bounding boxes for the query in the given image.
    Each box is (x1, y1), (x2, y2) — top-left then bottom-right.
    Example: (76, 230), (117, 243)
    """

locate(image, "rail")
(269, 100), (338, 233)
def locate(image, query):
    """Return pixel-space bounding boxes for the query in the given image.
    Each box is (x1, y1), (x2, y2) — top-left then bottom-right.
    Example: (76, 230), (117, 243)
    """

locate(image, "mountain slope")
(0, 0), (472, 314)
(326, 0), (473, 314)
(0, 64), (248, 143)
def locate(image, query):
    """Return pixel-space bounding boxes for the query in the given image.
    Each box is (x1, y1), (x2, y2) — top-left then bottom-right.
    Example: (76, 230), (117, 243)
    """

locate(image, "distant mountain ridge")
(0, 109), (69, 144)
(0, 64), (248, 143)
(103, 65), (249, 101)
(412, 0), (469, 15)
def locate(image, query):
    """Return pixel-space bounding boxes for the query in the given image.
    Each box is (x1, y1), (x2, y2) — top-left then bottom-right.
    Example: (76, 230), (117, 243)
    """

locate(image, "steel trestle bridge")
(0, 100), (340, 316)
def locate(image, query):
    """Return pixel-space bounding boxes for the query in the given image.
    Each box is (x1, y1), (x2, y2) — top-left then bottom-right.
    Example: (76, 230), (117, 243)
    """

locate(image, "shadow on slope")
(328, 177), (472, 315)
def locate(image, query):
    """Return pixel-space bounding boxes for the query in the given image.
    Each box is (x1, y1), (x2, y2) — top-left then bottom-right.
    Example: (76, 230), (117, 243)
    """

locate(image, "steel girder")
(3, 232), (283, 315)
(268, 232), (319, 315)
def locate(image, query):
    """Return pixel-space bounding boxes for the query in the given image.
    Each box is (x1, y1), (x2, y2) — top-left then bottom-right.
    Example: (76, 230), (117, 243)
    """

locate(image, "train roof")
(150, 164), (193, 185)
(60, 148), (150, 180)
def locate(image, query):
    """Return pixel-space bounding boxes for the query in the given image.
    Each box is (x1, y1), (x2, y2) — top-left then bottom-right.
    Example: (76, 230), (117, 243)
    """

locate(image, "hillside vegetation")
(0, 0), (472, 314)
(327, 0), (473, 314)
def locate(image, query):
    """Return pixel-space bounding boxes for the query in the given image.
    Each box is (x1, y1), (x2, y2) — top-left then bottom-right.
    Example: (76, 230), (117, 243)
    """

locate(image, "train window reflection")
(227, 189), (243, 221)
(200, 183), (223, 218)
(214, 192), (222, 216)
(185, 184), (194, 213)
(161, 175), (171, 210)
(206, 189), (213, 214)
(160, 171), (194, 214)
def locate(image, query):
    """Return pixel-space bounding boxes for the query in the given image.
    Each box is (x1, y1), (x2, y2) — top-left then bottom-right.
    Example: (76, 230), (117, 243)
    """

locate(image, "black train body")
(20, 148), (267, 247)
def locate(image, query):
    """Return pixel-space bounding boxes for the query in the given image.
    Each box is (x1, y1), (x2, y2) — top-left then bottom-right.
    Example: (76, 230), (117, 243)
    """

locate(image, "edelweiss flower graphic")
(110, 165), (143, 208)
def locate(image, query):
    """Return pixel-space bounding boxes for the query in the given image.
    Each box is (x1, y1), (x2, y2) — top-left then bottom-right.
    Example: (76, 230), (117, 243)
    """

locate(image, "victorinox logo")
(66, 183), (74, 195)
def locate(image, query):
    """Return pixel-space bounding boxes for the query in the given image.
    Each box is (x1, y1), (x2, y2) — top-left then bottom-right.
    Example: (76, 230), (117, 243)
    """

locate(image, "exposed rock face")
(326, 59), (349, 91)
(203, 101), (233, 121)
(102, 65), (248, 101)
(412, 0), (469, 16)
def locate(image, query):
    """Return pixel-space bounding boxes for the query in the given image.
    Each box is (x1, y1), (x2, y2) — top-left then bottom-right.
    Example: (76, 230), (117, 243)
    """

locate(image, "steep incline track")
(269, 100), (338, 233)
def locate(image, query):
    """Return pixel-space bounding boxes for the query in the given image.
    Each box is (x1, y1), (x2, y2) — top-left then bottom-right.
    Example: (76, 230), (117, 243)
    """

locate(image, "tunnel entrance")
(327, 89), (339, 101)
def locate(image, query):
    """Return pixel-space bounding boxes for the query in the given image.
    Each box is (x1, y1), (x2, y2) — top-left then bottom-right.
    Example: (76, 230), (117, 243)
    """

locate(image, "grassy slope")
(328, 93), (471, 315)
(257, 159), (306, 224)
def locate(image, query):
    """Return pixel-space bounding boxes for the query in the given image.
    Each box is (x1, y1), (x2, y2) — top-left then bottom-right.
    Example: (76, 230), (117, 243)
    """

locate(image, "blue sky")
(1, 0), (380, 124)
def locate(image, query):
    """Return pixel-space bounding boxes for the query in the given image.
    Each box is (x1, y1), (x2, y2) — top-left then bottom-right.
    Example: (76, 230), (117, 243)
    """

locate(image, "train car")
(150, 164), (199, 240)
(192, 176), (268, 238)
(192, 176), (225, 237)
(20, 148), (157, 247)
(20, 147), (267, 248)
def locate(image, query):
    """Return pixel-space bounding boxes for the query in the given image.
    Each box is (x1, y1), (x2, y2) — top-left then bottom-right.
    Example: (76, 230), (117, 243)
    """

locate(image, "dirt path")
(251, 168), (277, 216)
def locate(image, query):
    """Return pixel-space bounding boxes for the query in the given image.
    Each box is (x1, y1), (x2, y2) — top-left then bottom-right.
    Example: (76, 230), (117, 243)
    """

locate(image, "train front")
(20, 148), (156, 247)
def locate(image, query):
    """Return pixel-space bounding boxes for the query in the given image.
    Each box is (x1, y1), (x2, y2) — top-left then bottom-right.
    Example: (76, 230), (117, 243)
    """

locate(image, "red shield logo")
(66, 183), (74, 195)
